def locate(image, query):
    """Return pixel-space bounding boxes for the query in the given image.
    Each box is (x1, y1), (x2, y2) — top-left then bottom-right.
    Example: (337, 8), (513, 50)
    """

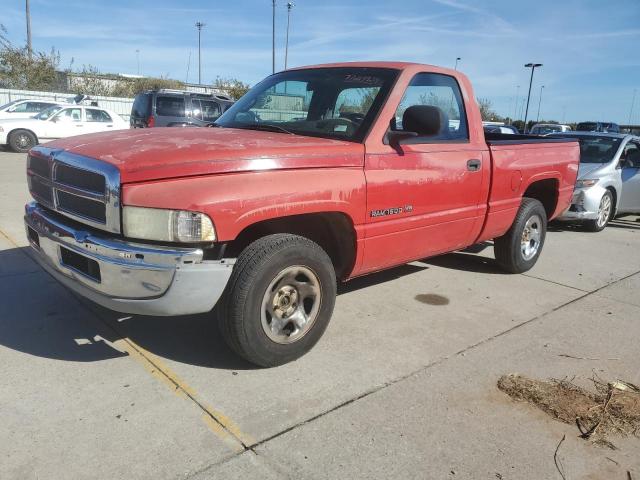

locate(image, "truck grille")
(27, 149), (121, 233)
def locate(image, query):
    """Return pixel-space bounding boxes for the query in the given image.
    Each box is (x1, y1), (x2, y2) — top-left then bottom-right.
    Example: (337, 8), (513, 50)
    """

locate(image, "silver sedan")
(554, 132), (640, 231)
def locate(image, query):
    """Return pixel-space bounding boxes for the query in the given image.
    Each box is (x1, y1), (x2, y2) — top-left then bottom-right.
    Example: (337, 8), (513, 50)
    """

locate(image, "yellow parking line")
(111, 336), (254, 450)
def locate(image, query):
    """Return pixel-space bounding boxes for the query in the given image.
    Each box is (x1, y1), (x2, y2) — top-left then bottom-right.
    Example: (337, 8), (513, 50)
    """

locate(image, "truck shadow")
(0, 243), (502, 370)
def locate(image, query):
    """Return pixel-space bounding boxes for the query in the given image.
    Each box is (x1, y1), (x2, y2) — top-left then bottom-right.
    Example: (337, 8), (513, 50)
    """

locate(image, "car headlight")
(123, 206), (216, 243)
(576, 178), (599, 188)
(0, 126), (4, 132)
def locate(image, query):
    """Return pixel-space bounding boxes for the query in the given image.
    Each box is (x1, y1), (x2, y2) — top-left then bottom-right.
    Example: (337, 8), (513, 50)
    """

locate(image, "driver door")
(618, 141), (640, 213)
(43, 107), (85, 140)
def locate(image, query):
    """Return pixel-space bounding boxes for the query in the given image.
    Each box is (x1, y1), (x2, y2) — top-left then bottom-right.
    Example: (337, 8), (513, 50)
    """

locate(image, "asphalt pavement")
(1, 150), (638, 479)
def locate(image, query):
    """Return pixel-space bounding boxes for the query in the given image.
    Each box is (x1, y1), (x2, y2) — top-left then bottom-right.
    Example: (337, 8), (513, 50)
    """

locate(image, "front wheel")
(585, 190), (613, 232)
(494, 198), (547, 274)
(218, 234), (337, 367)
(8, 129), (37, 153)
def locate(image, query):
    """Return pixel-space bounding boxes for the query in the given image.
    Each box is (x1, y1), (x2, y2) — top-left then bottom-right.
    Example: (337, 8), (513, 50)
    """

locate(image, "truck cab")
(24, 62), (579, 367)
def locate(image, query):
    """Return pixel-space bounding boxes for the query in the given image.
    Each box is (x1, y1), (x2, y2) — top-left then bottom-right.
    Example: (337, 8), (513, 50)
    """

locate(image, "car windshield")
(215, 67), (399, 142)
(534, 125), (561, 134)
(34, 105), (64, 120)
(0, 100), (22, 111)
(563, 135), (623, 164)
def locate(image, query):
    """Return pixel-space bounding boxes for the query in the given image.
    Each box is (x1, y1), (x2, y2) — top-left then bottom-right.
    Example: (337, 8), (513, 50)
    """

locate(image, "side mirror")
(51, 116), (59, 123)
(387, 130), (419, 147)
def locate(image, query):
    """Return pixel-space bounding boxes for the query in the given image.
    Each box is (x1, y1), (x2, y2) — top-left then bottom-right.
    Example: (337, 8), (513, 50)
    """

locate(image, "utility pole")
(284, 2), (294, 70)
(195, 21), (205, 84)
(513, 85), (520, 122)
(454, 57), (461, 70)
(26, 0), (32, 58)
(135, 49), (140, 75)
(272, 0), (276, 74)
(628, 89), (637, 125)
(523, 63), (542, 133)
(536, 85), (544, 122)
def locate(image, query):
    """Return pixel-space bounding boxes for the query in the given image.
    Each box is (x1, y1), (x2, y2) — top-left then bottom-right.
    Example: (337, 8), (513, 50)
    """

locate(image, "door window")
(393, 73), (468, 141)
(193, 99), (221, 121)
(156, 96), (185, 117)
(53, 108), (83, 122)
(86, 109), (113, 122)
(10, 102), (29, 112)
(623, 142), (640, 168)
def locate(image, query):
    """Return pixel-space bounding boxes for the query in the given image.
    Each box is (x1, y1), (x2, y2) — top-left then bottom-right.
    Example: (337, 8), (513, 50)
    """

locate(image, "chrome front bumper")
(24, 202), (234, 316)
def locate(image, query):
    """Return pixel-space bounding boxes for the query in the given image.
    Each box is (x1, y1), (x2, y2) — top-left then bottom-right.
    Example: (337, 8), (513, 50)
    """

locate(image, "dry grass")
(497, 374), (640, 447)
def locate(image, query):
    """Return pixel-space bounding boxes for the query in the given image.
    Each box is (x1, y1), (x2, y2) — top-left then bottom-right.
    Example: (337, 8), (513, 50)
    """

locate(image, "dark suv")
(130, 89), (234, 128)
(576, 121), (620, 133)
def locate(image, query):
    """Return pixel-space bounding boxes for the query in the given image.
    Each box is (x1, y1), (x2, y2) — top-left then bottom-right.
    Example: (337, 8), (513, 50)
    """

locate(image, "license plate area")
(60, 246), (101, 282)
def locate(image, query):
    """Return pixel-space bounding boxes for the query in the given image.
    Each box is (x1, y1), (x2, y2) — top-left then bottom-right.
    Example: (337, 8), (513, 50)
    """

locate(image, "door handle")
(467, 159), (481, 171)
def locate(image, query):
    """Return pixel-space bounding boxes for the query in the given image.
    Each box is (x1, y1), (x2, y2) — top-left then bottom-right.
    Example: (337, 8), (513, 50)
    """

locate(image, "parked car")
(484, 125), (518, 134)
(0, 104), (128, 152)
(130, 89), (234, 128)
(529, 123), (572, 135)
(552, 132), (640, 231)
(24, 62), (579, 366)
(576, 121), (620, 133)
(0, 99), (63, 120)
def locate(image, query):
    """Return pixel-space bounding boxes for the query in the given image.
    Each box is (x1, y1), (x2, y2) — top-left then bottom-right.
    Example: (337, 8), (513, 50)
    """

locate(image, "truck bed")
(476, 133), (580, 243)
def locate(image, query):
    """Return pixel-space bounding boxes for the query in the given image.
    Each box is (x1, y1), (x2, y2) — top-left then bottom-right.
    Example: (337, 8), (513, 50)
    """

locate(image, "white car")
(0, 99), (63, 120)
(0, 105), (129, 152)
(529, 123), (572, 135)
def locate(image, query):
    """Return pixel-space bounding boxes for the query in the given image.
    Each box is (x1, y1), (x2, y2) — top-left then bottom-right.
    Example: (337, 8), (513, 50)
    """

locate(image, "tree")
(0, 24), (60, 90)
(111, 76), (185, 97)
(477, 97), (500, 122)
(213, 76), (250, 100)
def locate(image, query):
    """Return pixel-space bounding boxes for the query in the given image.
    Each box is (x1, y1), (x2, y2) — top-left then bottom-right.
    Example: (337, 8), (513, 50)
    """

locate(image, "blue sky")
(2, 0), (639, 123)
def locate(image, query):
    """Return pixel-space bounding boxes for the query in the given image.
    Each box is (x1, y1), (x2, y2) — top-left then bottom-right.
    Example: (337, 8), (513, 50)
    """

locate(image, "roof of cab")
(287, 61), (459, 76)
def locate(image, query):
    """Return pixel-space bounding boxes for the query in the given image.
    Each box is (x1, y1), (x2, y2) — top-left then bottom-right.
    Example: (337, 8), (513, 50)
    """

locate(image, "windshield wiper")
(235, 123), (295, 135)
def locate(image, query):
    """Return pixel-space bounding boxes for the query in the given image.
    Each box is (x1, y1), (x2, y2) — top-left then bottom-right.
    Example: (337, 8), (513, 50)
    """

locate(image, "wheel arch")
(522, 177), (559, 219)
(8, 127), (39, 144)
(225, 211), (358, 280)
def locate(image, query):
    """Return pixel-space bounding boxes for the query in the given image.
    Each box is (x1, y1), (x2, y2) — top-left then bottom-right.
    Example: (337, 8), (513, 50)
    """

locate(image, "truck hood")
(44, 127), (365, 183)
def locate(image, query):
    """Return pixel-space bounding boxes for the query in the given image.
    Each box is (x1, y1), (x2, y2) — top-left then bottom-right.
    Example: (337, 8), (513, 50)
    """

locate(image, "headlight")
(123, 206), (216, 243)
(576, 178), (598, 188)
(0, 126), (4, 132)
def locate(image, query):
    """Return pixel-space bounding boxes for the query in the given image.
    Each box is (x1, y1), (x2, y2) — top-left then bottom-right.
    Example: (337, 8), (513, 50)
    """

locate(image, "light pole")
(195, 21), (205, 84)
(536, 85), (544, 123)
(284, 2), (294, 70)
(629, 89), (637, 125)
(26, 0), (32, 58)
(135, 49), (140, 75)
(454, 57), (461, 70)
(513, 85), (520, 122)
(272, 0), (276, 74)
(523, 62), (542, 132)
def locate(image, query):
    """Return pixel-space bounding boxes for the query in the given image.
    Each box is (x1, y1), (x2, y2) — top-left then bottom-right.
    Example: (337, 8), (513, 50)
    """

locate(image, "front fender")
(122, 168), (367, 241)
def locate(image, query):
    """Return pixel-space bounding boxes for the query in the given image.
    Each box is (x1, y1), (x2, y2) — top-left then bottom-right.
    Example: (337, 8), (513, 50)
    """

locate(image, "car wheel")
(585, 190), (613, 232)
(218, 234), (337, 367)
(8, 129), (37, 153)
(494, 198), (547, 274)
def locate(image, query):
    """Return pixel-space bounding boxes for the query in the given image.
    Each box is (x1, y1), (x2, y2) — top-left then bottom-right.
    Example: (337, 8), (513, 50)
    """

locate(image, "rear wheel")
(585, 190), (613, 232)
(218, 234), (337, 367)
(8, 129), (37, 153)
(494, 198), (547, 273)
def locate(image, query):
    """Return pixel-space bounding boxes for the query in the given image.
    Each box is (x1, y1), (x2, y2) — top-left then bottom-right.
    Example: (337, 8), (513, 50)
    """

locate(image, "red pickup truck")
(24, 62), (579, 367)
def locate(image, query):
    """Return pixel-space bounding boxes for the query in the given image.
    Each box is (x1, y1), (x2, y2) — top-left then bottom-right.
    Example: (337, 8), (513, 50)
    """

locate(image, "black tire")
(584, 190), (613, 232)
(8, 129), (37, 153)
(494, 198), (547, 274)
(218, 234), (337, 367)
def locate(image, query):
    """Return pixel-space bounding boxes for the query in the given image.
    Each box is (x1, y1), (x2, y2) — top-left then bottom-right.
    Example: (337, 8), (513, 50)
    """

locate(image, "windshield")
(0, 100), (21, 111)
(566, 135), (623, 164)
(533, 125), (561, 134)
(34, 105), (64, 120)
(215, 67), (399, 142)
